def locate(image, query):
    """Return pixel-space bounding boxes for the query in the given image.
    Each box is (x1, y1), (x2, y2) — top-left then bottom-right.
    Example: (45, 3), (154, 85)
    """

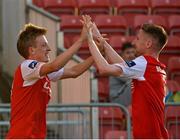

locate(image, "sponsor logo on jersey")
(28, 61), (38, 69)
(125, 61), (136, 67)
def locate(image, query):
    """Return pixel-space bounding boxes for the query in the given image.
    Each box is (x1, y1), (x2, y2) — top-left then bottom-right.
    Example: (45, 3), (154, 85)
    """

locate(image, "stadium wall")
(1, 0), (25, 76)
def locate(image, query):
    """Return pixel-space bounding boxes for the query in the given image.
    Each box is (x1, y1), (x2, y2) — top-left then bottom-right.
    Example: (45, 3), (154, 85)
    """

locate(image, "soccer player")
(6, 19), (96, 138)
(83, 15), (169, 138)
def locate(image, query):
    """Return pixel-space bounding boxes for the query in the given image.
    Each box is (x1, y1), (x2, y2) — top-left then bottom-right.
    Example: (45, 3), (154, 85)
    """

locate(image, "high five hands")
(80, 15), (108, 53)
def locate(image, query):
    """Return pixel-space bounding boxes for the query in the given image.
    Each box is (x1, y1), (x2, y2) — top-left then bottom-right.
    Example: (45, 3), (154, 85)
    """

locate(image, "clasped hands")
(79, 15), (108, 53)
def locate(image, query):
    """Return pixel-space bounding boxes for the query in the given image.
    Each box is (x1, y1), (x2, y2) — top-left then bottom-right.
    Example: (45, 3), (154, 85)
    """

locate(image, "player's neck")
(144, 52), (159, 60)
(28, 56), (37, 61)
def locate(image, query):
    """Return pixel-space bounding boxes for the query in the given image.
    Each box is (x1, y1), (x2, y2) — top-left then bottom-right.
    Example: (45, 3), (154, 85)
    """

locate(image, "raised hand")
(79, 15), (92, 42)
(80, 15), (94, 40)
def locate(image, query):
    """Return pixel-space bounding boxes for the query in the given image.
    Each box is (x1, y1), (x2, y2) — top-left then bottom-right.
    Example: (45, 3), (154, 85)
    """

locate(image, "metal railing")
(0, 103), (131, 139)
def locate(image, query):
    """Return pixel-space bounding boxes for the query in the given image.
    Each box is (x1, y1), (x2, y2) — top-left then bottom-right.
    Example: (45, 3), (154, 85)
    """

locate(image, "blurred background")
(0, 0), (180, 139)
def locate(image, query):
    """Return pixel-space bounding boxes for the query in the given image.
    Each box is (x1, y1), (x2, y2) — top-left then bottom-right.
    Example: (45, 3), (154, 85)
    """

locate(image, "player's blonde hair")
(17, 23), (47, 59)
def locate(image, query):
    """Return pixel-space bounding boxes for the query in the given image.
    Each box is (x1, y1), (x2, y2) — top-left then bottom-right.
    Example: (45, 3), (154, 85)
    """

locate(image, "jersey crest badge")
(28, 61), (38, 69)
(125, 61), (136, 67)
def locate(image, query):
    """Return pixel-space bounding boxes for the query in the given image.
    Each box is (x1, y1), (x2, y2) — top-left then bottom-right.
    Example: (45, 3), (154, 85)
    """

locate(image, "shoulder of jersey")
(21, 60), (39, 69)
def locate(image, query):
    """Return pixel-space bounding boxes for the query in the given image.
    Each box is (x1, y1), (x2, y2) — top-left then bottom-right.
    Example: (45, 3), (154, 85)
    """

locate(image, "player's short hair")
(141, 23), (168, 51)
(17, 23), (47, 59)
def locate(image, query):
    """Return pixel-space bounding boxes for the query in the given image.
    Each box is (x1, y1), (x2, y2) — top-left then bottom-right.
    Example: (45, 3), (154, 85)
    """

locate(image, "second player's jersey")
(115, 55), (168, 139)
(6, 60), (64, 138)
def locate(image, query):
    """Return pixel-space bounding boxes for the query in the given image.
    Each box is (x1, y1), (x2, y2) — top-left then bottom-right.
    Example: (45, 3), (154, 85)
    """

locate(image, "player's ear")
(29, 46), (35, 56)
(146, 39), (153, 49)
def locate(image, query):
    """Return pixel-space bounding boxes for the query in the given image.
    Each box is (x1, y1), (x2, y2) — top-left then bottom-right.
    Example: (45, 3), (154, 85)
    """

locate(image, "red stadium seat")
(133, 15), (168, 33)
(77, 0), (111, 16)
(165, 35), (180, 51)
(114, 0), (150, 29)
(32, 0), (44, 7)
(69, 35), (90, 59)
(168, 15), (180, 36)
(99, 107), (124, 138)
(159, 35), (180, 66)
(94, 15), (127, 35)
(168, 57), (180, 75)
(105, 130), (127, 139)
(63, 34), (82, 48)
(63, 34), (72, 49)
(165, 106), (180, 121)
(99, 107), (124, 120)
(167, 123), (180, 139)
(69, 35), (89, 50)
(108, 35), (135, 52)
(97, 76), (109, 102)
(60, 15), (83, 52)
(166, 80), (180, 93)
(115, 0), (149, 15)
(110, 0), (117, 7)
(63, 34), (91, 59)
(43, 0), (77, 16)
(151, 0), (180, 15)
(60, 15), (82, 32)
(167, 57), (180, 84)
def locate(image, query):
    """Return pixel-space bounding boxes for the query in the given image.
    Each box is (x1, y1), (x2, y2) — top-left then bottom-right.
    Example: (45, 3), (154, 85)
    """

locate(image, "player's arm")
(59, 56), (94, 79)
(82, 16), (122, 76)
(92, 23), (124, 64)
(88, 37), (123, 76)
(40, 25), (87, 77)
(48, 39), (104, 81)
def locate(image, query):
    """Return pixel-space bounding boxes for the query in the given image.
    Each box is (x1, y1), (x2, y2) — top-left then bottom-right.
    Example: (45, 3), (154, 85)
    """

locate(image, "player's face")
(132, 29), (147, 56)
(122, 48), (136, 61)
(33, 35), (51, 62)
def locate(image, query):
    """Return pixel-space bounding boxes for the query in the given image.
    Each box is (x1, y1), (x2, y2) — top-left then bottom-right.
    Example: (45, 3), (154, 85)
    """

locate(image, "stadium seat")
(108, 35), (135, 52)
(167, 123), (180, 139)
(105, 130), (127, 139)
(63, 34), (80, 55)
(94, 15), (127, 35)
(109, 0), (117, 7)
(115, 0), (149, 28)
(32, 0), (44, 7)
(69, 35), (91, 59)
(68, 35), (89, 50)
(166, 80), (180, 93)
(63, 34), (72, 49)
(99, 107), (124, 138)
(151, 0), (180, 15)
(115, 0), (150, 15)
(133, 15), (168, 33)
(97, 76), (110, 102)
(77, 0), (111, 16)
(63, 34), (91, 60)
(60, 15), (82, 51)
(167, 57), (180, 84)
(159, 35), (180, 66)
(168, 57), (180, 76)
(165, 106), (180, 121)
(99, 107), (124, 121)
(165, 35), (180, 51)
(60, 15), (82, 32)
(168, 15), (180, 36)
(43, 0), (77, 16)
